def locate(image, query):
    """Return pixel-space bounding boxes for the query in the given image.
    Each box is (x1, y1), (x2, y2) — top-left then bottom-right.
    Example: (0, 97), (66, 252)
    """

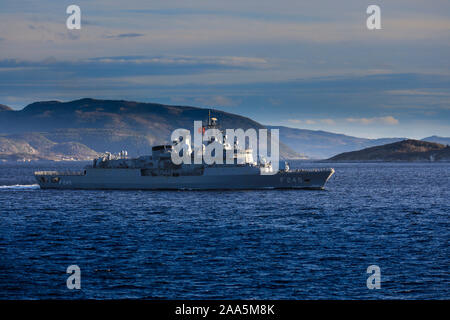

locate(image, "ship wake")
(0, 184), (40, 190)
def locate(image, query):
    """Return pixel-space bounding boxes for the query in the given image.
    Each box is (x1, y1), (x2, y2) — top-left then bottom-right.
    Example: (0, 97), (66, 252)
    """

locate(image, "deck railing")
(34, 171), (85, 176)
(289, 168), (334, 172)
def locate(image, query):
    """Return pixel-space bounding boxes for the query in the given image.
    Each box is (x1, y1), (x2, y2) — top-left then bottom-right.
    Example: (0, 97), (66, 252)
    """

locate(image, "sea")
(0, 161), (448, 299)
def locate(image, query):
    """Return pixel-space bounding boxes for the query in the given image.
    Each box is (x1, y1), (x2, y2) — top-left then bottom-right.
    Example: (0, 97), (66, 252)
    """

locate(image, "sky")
(0, 0), (449, 138)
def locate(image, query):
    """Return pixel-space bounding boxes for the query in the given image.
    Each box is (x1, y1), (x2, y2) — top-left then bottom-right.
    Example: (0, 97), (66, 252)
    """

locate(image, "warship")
(35, 115), (334, 190)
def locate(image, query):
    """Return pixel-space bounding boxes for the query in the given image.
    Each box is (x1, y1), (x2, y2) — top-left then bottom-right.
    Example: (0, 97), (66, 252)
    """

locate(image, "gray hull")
(35, 168), (334, 190)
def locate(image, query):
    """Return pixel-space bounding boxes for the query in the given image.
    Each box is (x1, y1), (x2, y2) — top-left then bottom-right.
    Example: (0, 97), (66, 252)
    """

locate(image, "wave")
(0, 184), (40, 190)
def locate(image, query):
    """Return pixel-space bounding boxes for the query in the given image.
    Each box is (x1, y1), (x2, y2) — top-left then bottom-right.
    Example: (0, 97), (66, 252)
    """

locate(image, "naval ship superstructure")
(35, 115), (334, 190)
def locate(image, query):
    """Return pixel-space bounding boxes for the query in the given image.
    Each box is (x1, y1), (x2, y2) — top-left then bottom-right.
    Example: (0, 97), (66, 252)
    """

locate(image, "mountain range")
(269, 126), (450, 159)
(0, 98), (449, 161)
(0, 98), (301, 161)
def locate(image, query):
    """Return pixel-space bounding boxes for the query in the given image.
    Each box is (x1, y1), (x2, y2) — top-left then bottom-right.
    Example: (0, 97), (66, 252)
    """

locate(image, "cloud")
(1, 70), (448, 138)
(194, 95), (240, 107)
(288, 118), (335, 125)
(345, 116), (399, 125)
(169, 95), (239, 107)
(0, 55), (268, 82)
(104, 33), (145, 39)
(320, 119), (335, 125)
(87, 55), (267, 67)
(289, 116), (398, 127)
(386, 90), (450, 96)
(2, 1), (450, 63)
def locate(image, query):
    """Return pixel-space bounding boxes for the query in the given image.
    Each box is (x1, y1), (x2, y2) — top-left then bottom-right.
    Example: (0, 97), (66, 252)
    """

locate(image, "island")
(328, 139), (450, 161)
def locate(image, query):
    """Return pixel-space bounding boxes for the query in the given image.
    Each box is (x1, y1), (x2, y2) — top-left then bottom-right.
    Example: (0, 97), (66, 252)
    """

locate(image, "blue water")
(0, 162), (448, 299)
